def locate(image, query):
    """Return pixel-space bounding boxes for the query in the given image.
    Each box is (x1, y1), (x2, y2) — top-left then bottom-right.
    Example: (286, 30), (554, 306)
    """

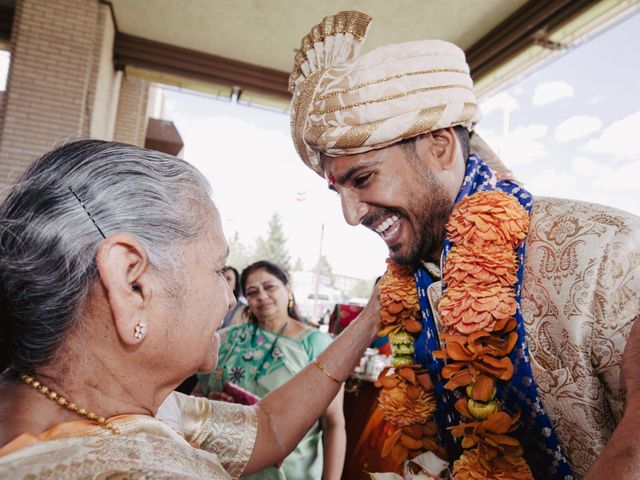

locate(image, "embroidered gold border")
(304, 125), (326, 146)
(311, 84), (472, 115)
(291, 71), (323, 164)
(316, 69), (468, 100)
(459, 102), (478, 123)
(290, 11), (372, 89)
(402, 105), (447, 139)
(333, 119), (384, 149)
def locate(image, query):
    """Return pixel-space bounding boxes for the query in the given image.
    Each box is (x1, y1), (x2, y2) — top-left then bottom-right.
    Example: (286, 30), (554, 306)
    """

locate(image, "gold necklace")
(20, 373), (120, 435)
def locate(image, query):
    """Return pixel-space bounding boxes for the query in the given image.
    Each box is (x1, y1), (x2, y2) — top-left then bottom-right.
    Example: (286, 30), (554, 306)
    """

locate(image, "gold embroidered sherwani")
(0, 392), (257, 479)
(425, 197), (640, 478)
(520, 197), (640, 478)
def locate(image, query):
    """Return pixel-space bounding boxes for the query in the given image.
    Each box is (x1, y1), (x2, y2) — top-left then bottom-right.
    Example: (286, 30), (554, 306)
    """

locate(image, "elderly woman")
(198, 260), (345, 480)
(0, 140), (379, 478)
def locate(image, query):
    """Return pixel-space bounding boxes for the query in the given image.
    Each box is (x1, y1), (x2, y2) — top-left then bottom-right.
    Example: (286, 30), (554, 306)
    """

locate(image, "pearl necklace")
(20, 373), (120, 435)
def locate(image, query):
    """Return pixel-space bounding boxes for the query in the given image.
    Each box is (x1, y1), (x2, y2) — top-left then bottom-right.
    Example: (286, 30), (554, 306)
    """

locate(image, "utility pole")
(312, 223), (324, 324)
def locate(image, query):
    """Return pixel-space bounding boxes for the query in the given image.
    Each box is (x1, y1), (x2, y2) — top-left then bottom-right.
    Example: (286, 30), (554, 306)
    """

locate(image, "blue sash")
(413, 154), (574, 479)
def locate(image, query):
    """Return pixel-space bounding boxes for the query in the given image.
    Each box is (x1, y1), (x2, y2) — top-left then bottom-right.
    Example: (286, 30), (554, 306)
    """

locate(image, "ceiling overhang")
(1, 0), (637, 105)
(107, 0), (637, 104)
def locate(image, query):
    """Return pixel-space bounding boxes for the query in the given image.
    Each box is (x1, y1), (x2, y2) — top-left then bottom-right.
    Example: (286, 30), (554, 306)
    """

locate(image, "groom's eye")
(354, 173), (373, 188)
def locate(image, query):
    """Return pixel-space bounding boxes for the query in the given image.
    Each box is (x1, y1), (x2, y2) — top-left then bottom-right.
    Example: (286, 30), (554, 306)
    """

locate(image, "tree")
(349, 279), (374, 299)
(227, 231), (252, 271)
(293, 258), (305, 272)
(315, 254), (334, 284)
(253, 213), (291, 271)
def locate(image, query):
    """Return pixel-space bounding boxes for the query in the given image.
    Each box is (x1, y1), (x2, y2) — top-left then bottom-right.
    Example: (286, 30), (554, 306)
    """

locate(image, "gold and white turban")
(289, 11), (512, 179)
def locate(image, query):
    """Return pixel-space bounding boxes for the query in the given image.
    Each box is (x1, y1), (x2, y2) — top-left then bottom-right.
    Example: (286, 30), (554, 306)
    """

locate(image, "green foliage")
(348, 279), (373, 299)
(314, 254), (334, 283)
(293, 258), (305, 272)
(252, 212), (291, 271)
(227, 231), (252, 271)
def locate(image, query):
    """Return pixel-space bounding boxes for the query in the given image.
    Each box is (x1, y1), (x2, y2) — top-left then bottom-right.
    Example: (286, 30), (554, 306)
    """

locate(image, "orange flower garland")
(374, 190), (532, 479)
(378, 261), (423, 338)
(446, 191), (528, 249)
(436, 190), (533, 479)
(375, 260), (444, 468)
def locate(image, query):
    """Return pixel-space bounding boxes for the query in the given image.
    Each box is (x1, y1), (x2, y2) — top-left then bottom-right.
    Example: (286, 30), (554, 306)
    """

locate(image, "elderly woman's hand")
(359, 279), (381, 339)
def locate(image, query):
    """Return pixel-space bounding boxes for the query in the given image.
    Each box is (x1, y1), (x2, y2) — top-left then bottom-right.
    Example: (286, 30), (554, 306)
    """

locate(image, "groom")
(287, 10), (640, 479)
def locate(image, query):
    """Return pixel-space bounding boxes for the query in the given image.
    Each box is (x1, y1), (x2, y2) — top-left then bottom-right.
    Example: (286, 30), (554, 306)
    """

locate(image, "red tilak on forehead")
(328, 173), (336, 185)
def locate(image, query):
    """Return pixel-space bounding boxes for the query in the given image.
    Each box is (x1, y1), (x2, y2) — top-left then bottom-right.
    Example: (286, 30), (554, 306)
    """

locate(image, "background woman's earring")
(134, 319), (147, 339)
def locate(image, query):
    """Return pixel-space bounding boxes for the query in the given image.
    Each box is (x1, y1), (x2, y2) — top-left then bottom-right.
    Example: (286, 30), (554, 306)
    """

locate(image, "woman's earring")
(288, 295), (294, 311)
(134, 319), (147, 339)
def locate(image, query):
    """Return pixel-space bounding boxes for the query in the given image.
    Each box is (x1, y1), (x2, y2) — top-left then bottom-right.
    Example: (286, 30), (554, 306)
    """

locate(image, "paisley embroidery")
(521, 197), (640, 478)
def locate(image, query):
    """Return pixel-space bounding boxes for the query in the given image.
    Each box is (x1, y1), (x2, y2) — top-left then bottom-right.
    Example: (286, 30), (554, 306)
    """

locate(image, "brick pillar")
(113, 76), (149, 147)
(0, 0), (118, 196)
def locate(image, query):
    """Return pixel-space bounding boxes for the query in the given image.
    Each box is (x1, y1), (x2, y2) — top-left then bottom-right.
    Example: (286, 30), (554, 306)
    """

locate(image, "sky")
(161, 9), (640, 281)
(0, 51), (9, 90)
(475, 11), (640, 217)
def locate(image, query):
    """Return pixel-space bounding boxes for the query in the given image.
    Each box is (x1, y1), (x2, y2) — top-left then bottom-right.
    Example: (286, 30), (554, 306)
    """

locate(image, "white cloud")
(531, 81), (574, 106)
(584, 111), (640, 159)
(480, 92), (519, 115)
(571, 155), (640, 191)
(527, 161), (640, 216)
(478, 124), (549, 166)
(526, 168), (579, 197)
(587, 95), (604, 104)
(570, 156), (600, 178)
(554, 115), (602, 142)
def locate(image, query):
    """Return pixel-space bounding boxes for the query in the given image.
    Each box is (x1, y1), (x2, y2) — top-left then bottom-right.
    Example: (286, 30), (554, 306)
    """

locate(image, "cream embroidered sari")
(0, 392), (257, 479)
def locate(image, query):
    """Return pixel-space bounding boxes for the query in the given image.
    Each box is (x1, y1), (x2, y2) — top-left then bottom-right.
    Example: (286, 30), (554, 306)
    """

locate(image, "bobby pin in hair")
(68, 186), (107, 239)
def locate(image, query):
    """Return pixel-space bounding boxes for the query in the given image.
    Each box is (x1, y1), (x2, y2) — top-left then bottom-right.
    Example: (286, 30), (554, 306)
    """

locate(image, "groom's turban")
(289, 11), (510, 178)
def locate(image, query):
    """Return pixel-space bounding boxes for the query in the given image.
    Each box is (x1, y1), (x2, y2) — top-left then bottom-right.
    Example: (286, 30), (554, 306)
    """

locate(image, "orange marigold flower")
(378, 380), (436, 427)
(447, 191), (529, 249)
(444, 245), (518, 288)
(452, 448), (533, 480)
(379, 259), (420, 330)
(438, 285), (516, 335)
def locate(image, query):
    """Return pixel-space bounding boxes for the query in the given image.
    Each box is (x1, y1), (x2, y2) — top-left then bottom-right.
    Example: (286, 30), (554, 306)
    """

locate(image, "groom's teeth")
(375, 216), (400, 234)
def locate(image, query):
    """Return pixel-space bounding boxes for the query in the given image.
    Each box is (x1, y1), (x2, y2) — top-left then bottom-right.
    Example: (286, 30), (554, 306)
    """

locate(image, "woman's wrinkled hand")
(360, 280), (381, 336)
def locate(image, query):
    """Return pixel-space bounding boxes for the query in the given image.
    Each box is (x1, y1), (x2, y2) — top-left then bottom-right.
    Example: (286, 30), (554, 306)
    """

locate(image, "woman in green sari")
(197, 260), (346, 480)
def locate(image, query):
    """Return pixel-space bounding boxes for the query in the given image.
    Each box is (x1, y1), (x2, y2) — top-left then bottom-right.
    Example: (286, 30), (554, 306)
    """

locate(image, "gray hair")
(0, 140), (212, 373)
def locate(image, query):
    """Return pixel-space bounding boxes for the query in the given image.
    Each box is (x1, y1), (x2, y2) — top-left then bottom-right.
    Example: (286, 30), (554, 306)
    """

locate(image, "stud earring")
(134, 319), (147, 339)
